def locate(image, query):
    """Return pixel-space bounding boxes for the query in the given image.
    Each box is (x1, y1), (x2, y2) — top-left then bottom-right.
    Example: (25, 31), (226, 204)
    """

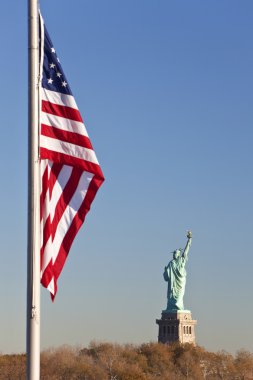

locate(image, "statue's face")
(173, 250), (181, 259)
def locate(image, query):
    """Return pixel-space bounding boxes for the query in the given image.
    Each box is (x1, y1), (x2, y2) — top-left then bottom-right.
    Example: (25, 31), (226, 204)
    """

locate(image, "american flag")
(39, 15), (104, 300)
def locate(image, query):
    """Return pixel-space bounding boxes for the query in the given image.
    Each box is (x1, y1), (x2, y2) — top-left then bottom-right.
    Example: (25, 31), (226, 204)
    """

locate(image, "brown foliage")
(0, 354), (26, 380)
(234, 349), (253, 380)
(1, 343), (253, 379)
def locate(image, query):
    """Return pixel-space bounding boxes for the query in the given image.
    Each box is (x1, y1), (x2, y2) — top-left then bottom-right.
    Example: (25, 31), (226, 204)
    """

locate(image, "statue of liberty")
(163, 231), (192, 311)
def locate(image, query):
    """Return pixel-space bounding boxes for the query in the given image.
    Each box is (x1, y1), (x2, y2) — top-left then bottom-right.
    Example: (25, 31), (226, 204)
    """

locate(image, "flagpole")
(27, 0), (40, 379)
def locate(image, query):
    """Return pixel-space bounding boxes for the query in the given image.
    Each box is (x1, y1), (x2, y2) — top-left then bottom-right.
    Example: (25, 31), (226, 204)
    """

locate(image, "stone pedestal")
(156, 310), (197, 345)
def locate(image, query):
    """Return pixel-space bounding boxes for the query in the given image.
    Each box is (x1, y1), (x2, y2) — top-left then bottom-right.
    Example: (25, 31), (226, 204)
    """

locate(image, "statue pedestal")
(156, 310), (197, 345)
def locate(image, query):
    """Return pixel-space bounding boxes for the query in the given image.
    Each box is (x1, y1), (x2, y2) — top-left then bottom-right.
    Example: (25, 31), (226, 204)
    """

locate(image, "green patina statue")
(163, 231), (192, 311)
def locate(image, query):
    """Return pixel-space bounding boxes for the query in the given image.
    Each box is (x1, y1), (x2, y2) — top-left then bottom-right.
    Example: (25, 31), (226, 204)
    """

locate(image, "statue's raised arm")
(182, 231), (192, 260)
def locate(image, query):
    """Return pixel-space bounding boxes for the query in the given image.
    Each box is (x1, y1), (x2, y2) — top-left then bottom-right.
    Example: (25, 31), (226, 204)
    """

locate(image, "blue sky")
(0, 0), (252, 354)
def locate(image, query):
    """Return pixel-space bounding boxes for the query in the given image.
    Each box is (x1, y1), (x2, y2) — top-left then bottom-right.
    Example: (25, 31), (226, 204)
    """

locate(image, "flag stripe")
(40, 162), (49, 217)
(51, 175), (101, 283)
(41, 124), (93, 150)
(40, 147), (104, 177)
(42, 100), (83, 122)
(41, 88), (78, 109)
(41, 112), (88, 137)
(41, 164), (73, 249)
(40, 162), (63, 221)
(41, 171), (93, 279)
(40, 135), (99, 164)
(41, 260), (54, 291)
(51, 169), (84, 240)
(51, 172), (93, 263)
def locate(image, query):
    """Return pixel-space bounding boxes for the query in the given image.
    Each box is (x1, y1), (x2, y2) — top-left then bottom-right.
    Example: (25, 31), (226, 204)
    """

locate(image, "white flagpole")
(27, 0), (40, 379)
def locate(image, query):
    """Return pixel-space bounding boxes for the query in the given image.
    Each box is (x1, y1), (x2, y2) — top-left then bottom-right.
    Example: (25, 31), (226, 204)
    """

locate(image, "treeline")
(0, 342), (253, 379)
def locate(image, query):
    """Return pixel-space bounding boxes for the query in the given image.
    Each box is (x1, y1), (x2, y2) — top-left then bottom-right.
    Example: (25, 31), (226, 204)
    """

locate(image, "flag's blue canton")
(42, 26), (72, 96)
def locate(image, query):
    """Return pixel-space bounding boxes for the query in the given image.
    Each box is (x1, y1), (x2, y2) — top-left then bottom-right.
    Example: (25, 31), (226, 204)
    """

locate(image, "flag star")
(51, 47), (56, 53)
(57, 57), (60, 63)
(50, 63), (56, 69)
(56, 72), (62, 77)
(62, 81), (67, 87)
(48, 78), (53, 84)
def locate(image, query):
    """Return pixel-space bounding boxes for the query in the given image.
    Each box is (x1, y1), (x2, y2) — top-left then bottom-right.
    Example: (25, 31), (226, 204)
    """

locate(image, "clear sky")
(0, 0), (252, 354)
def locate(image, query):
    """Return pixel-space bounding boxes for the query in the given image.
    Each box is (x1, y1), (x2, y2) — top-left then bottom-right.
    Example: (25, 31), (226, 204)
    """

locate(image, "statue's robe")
(163, 256), (187, 311)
